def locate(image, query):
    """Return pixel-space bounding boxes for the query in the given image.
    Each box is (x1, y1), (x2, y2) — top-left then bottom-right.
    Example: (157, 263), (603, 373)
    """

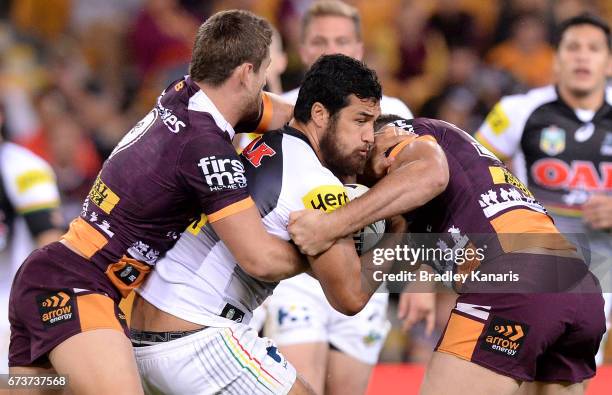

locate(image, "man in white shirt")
(259, 2), (413, 394)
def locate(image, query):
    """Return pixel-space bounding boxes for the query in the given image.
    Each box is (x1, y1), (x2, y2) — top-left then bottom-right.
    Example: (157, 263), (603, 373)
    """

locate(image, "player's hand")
(288, 210), (337, 255)
(583, 194), (612, 230)
(368, 126), (411, 179)
(397, 292), (436, 336)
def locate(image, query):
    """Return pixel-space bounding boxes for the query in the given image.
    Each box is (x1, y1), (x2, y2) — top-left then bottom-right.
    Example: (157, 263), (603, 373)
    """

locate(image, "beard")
(320, 115), (368, 181)
(237, 90), (263, 127)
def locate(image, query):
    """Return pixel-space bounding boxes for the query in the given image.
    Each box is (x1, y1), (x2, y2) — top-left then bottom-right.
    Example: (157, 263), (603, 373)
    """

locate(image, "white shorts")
(265, 274), (390, 365)
(134, 322), (297, 395)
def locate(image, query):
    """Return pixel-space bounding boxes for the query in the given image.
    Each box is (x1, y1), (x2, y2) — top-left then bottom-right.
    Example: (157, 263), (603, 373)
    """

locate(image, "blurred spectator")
(265, 27), (288, 95)
(393, 0), (449, 112)
(18, 88), (101, 219)
(492, 0), (549, 44)
(421, 46), (521, 131)
(70, 0), (141, 101)
(129, 0), (198, 102)
(427, 0), (481, 50)
(486, 13), (555, 87)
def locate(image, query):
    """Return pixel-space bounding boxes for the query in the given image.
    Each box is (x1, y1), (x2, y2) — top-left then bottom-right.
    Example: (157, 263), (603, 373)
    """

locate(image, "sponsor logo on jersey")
(16, 169), (54, 193)
(266, 346), (284, 364)
(198, 155), (247, 191)
(110, 110), (158, 159)
(539, 125), (566, 156)
(302, 185), (348, 212)
(128, 240), (160, 264)
(485, 103), (510, 135)
(113, 262), (142, 286)
(489, 167), (533, 198)
(186, 213), (208, 236)
(242, 136), (276, 167)
(601, 132), (612, 156)
(221, 303), (245, 323)
(574, 123), (594, 142)
(277, 305), (311, 327)
(479, 316), (528, 358)
(37, 290), (75, 328)
(531, 159), (612, 191)
(156, 98), (186, 134)
(363, 330), (384, 346)
(88, 176), (120, 214)
(478, 187), (546, 218)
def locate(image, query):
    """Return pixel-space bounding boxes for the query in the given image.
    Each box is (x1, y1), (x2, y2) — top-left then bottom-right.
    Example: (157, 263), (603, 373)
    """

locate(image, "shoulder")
(0, 142), (59, 209)
(281, 88), (300, 105)
(1, 142), (54, 178)
(278, 133), (344, 208)
(499, 85), (558, 115)
(381, 95), (413, 119)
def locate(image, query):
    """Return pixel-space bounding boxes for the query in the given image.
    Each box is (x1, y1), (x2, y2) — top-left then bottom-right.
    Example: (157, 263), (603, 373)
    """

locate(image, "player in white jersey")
(251, 3), (414, 394)
(129, 54), (401, 394)
(0, 108), (63, 374)
(475, 14), (612, 371)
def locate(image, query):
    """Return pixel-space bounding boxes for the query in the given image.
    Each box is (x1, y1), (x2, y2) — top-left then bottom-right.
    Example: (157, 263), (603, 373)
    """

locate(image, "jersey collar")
(186, 76), (236, 140)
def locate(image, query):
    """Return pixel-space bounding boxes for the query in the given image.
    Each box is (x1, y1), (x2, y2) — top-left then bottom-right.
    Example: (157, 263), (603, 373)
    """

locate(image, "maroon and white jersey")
(64, 76), (256, 296)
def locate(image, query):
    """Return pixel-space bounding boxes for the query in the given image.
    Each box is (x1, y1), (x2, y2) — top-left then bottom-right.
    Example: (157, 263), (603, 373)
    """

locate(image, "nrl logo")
(539, 125), (566, 156)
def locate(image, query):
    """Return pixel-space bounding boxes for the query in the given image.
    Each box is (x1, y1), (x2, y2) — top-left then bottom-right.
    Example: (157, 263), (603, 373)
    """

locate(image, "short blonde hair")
(301, 0), (362, 42)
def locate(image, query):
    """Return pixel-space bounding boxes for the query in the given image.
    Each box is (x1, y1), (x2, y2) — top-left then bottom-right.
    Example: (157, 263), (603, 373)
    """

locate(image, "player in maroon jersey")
(8, 10), (306, 394)
(289, 115), (605, 394)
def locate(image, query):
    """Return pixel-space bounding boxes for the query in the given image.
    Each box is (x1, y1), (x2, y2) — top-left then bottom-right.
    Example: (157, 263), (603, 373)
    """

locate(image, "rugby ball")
(344, 184), (386, 255)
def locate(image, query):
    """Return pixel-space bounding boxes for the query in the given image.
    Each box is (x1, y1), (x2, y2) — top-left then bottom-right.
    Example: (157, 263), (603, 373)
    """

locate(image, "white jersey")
(137, 126), (348, 327)
(0, 142), (60, 374)
(0, 142), (60, 260)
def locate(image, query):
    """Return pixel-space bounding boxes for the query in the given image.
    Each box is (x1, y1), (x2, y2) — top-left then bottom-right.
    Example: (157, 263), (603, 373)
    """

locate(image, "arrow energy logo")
(480, 316), (529, 358)
(37, 290), (76, 328)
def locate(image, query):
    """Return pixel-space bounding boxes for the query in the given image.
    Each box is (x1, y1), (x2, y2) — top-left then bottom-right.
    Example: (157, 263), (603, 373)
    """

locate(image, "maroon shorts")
(435, 270), (606, 383)
(9, 242), (128, 367)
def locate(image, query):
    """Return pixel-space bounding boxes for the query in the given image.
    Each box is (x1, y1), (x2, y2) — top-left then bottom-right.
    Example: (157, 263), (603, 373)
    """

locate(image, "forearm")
(259, 234), (309, 281)
(309, 238), (370, 315)
(330, 159), (444, 238)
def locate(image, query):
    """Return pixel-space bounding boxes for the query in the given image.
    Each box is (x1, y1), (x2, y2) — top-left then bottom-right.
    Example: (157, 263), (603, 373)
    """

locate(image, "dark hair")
(374, 114), (406, 133)
(554, 13), (611, 50)
(294, 54), (382, 123)
(189, 10), (273, 86)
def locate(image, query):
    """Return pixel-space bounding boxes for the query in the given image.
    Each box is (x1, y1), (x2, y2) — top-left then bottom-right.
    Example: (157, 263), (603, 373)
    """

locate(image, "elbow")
(431, 169), (449, 195)
(332, 293), (369, 316)
(239, 258), (278, 282)
(418, 167), (449, 206)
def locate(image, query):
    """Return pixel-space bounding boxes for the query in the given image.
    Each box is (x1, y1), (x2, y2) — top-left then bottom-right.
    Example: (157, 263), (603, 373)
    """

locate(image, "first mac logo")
(198, 156), (247, 191)
(37, 290), (75, 328)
